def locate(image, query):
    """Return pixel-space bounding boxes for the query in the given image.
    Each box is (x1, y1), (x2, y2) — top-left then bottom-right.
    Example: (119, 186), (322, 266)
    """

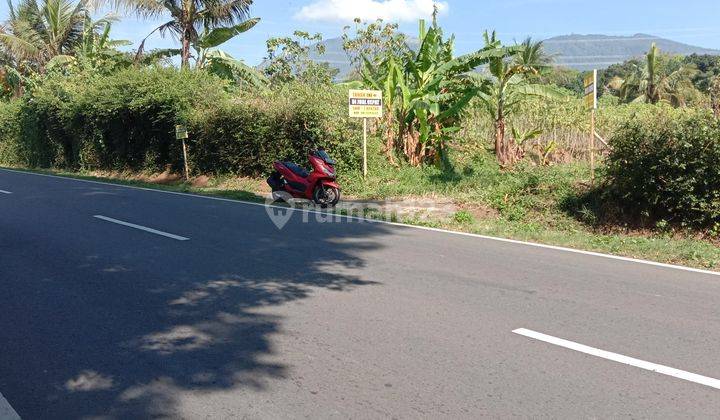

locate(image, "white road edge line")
(513, 328), (720, 390)
(0, 189), (11, 194)
(0, 391), (20, 420)
(93, 215), (189, 241)
(1, 167), (718, 277)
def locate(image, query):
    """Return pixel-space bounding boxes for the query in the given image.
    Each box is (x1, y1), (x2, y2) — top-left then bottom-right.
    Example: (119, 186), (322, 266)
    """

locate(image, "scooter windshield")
(316, 150), (336, 166)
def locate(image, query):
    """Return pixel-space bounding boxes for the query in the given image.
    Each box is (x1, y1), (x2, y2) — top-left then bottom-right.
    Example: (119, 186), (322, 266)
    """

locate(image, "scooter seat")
(283, 161), (309, 178)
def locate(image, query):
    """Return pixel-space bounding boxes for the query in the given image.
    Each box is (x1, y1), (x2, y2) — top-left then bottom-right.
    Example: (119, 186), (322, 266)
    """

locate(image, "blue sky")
(1, 0), (719, 66)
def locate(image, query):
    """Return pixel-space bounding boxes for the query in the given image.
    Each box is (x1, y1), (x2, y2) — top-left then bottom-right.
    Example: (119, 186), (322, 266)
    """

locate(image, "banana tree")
(361, 15), (519, 166)
(361, 54), (404, 163)
(192, 19), (267, 88)
(77, 17), (131, 68)
(199, 49), (267, 89)
(475, 31), (566, 167)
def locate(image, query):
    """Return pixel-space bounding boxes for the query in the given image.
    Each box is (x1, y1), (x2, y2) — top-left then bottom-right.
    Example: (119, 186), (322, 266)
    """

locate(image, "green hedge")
(0, 68), (361, 176)
(188, 83), (361, 176)
(606, 106), (720, 227)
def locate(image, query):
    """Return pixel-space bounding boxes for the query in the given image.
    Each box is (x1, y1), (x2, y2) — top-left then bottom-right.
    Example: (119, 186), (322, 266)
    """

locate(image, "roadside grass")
(4, 155), (720, 271)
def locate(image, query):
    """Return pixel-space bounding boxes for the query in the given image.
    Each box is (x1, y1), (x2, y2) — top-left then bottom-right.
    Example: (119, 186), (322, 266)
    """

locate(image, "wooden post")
(182, 138), (190, 181)
(590, 108), (595, 186)
(363, 117), (368, 178)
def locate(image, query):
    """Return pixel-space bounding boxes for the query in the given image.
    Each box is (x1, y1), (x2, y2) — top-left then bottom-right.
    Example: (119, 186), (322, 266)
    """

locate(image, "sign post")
(349, 89), (383, 178)
(584, 70), (598, 185)
(175, 125), (190, 181)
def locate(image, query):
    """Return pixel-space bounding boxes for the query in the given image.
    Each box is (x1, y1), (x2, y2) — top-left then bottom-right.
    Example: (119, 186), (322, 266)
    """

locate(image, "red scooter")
(267, 149), (341, 207)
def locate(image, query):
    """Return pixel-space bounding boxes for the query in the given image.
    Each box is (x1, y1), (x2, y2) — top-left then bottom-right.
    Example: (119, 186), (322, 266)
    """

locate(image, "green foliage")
(540, 67), (583, 95)
(341, 19), (410, 78)
(599, 58), (643, 97)
(264, 31), (337, 86)
(605, 107), (720, 227)
(475, 32), (566, 166)
(5, 67), (228, 170)
(0, 69), (360, 176)
(0, 101), (22, 164)
(122, 0), (255, 67)
(0, 0), (96, 68)
(683, 54), (720, 92)
(188, 82), (361, 176)
(453, 210), (475, 224)
(612, 44), (701, 107)
(361, 16), (519, 165)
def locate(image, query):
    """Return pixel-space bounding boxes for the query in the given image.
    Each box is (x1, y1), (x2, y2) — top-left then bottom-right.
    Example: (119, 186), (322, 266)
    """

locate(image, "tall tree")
(121, 0), (256, 68)
(618, 43), (699, 106)
(0, 0), (112, 70)
(475, 32), (565, 166)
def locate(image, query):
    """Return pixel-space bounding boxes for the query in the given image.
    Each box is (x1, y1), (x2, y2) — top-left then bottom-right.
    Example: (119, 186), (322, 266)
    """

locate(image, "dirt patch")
(457, 203), (500, 220)
(337, 196), (459, 221)
(86, 169), (184, 185)
(146, 169), (182, 185)
(191, 175), (210, 188)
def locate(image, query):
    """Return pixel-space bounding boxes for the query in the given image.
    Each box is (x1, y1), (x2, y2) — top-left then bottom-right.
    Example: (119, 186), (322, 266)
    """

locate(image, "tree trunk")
(494, 116), (507, 165)
(383, 113), (397, 165)
(181, 31), (191, 68)
(403, 126), (422, 166)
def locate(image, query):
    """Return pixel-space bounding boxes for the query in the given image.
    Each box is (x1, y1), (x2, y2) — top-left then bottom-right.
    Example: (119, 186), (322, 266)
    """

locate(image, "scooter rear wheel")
(313, 185), (340, 208)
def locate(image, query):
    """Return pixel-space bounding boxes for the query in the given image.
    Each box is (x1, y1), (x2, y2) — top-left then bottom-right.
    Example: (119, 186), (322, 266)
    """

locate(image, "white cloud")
(295, 0), (448, 23)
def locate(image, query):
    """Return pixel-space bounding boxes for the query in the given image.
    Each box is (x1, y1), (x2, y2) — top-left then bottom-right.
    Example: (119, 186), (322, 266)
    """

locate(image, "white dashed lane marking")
(93, 215), (190, 241)
(514, 328), (720, 390)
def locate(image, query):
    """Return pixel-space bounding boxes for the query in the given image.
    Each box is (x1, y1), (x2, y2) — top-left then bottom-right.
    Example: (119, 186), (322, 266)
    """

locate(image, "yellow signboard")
(349, 90), (383, 118)
(583, 70), (597, 110)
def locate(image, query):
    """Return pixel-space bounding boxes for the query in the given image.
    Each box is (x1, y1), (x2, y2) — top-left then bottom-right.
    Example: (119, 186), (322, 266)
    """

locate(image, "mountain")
(543, 33), (720, 70)
(297, 33), (720, 79)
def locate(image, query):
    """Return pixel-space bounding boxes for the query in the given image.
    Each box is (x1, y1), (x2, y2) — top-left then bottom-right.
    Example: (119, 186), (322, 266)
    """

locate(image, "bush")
(0, 69), (361, 176)
(22, 67), (229, 171)
(188, 83), (361, 176)
(605, 106), (720, 227)
(0, 101), (22, 165)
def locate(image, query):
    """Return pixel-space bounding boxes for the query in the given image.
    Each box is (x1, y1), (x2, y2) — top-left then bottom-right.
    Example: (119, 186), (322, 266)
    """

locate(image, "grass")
(4, 150), (720, 271)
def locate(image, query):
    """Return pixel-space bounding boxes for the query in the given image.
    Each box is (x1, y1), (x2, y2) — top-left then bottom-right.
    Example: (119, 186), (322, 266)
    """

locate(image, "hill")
(544, 33), (720, 70)
(297, 33), (719, 79)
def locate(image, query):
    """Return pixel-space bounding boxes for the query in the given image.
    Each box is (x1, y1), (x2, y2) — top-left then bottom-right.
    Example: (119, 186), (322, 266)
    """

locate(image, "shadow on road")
(0, 210), (389, 418)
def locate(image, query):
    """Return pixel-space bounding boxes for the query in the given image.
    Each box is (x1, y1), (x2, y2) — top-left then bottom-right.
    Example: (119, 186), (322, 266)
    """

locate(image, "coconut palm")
(0, 0), (113, 70)
(513, 37), (553, 78)
(618, 43), (699, 106)
(119, 0), (256, 68)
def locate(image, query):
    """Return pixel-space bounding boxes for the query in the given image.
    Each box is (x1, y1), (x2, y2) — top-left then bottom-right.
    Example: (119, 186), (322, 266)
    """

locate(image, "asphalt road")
(1, 167), (720, 419)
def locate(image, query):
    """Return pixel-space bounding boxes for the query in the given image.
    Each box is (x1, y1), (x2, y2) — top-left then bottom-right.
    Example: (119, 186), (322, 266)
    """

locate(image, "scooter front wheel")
(312, 185), (340, 208)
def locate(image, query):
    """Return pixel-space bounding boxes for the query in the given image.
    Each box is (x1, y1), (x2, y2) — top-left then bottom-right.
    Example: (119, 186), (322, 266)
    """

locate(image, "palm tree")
(475, 32), (564, 166)
(0, 0), (110, 70)
(513, 37), (553, 78)
(618, 43), (699, 106)
(119, 0), (256, 68)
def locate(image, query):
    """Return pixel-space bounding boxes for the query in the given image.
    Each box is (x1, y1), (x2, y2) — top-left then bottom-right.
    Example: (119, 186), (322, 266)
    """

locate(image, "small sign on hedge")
(175, 125), (190, 180)
(175, 125), (188, 140)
